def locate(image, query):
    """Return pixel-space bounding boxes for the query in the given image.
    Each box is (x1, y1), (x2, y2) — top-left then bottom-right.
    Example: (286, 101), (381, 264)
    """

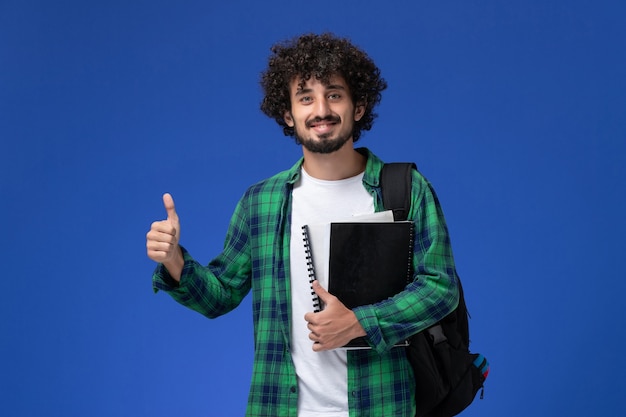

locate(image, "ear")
(283, 110), (295, 127)
(354, 101), (366, 122)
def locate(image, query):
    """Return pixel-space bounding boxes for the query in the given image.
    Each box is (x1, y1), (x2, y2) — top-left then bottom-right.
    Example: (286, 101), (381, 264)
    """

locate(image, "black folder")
(303, 221), (414, 348)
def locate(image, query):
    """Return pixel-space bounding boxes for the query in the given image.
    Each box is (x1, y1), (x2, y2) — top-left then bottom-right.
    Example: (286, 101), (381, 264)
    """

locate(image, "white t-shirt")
(289, 168), (374, 416)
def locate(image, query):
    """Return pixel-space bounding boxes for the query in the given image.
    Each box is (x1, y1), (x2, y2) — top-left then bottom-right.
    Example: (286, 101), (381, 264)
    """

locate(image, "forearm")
(355, 173), (460, 352)
(354, 270), (459, 352)
(153, 246), (252, 319)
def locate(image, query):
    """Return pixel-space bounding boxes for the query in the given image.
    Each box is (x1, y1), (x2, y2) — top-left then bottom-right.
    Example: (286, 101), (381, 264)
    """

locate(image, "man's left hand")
(304, 280), (367, 351)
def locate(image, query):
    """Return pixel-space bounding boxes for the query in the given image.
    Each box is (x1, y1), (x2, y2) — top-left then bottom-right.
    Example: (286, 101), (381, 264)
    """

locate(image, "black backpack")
(381, 163), (489, 417)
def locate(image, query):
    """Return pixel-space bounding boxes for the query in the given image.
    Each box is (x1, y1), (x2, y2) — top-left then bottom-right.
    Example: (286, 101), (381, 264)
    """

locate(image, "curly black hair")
(260, 33), (387, 142)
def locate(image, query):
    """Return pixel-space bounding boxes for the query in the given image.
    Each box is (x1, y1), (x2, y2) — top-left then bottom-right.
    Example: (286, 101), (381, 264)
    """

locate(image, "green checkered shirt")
(153, 148), (459, 417)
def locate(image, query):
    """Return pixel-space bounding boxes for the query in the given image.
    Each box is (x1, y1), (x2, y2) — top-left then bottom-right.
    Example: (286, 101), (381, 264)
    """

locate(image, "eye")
(299, 96), (313, 104)
(328, 93), (341, 100)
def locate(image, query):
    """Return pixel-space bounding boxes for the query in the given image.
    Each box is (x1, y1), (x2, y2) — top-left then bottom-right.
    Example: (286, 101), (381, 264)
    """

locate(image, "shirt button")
(290, 386), (297, 393)
(351, 391), (357, 397)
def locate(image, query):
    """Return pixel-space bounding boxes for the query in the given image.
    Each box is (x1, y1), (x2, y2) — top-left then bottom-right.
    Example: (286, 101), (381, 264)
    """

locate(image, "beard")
(293, 116), (352, 154)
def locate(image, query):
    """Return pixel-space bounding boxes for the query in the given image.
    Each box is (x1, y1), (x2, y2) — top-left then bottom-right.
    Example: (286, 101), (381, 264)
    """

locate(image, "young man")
(147, 33), (459, 417)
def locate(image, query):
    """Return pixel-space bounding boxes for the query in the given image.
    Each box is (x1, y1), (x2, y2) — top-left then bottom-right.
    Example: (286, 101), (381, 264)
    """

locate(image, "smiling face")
(283, 75), (365, 154)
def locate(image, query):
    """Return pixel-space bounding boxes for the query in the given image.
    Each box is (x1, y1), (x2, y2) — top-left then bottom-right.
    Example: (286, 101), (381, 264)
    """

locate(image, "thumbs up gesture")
(146, 193), (184, 280)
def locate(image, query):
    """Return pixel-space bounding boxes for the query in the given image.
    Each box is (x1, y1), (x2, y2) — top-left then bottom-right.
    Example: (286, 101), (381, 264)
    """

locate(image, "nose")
(313, 96), (332, 119)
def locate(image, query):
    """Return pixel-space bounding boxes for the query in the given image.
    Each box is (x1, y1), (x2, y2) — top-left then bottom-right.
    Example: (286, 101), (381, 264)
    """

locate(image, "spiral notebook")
(302, 216), (414, 348)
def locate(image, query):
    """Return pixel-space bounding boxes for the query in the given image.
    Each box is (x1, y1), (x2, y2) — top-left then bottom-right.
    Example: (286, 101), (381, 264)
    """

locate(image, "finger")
(312, 280), (333, 304)
(147, 248), (168, 262)
(146, 243), (171, 261)
(146, 239), (176, 252)
(304, 311), (314, 323)
(162, 193), (179, 223)
(150, 220), (175, 234)
(149, 221), (177, 237)
(312, 341), (325, 352)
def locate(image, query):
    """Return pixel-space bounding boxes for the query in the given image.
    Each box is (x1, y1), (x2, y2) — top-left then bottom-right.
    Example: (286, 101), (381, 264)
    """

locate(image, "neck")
(301, 140), (366, 180)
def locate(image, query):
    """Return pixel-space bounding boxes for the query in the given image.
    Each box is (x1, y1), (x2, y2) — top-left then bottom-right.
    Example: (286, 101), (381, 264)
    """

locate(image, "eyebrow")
(294, 84), (347, 96)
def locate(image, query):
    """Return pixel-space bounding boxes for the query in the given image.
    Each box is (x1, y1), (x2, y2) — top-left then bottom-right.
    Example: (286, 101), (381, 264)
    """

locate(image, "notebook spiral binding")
(302, 225), (321, 312)
(406, 223), (415, 284)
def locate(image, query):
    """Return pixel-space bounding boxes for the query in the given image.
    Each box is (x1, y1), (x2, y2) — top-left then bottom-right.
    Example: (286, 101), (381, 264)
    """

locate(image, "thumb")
(312, 280), (333, 304)
(162, 193), (179, 223)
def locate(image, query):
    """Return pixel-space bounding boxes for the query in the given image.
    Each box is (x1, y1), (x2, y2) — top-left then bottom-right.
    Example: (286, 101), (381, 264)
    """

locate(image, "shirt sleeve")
(151, 197), (253, 319)
(353, 172), (460, 353)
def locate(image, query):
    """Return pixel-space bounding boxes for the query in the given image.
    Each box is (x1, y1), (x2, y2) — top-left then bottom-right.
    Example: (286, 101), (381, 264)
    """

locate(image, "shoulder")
(247, 167), (297, 195)
(411, 166), (430, 192)
(239, 159), (303, 204)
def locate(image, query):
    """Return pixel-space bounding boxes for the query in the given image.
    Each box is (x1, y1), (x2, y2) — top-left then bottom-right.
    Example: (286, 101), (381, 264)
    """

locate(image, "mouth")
(311, 122), (336, 135)
(307, 117), (340, 135)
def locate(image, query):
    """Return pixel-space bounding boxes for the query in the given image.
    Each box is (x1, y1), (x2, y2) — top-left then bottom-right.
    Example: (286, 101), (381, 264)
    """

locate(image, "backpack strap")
(382, 163), (450, 344)
(380, 162), (416, 221)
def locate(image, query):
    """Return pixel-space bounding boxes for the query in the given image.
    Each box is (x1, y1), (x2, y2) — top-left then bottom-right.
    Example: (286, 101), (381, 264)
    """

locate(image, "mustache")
(306, 116), (341, 128)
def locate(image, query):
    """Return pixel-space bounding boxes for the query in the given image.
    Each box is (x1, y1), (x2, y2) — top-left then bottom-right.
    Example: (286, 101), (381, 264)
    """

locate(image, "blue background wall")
(2, 1), (625, 415)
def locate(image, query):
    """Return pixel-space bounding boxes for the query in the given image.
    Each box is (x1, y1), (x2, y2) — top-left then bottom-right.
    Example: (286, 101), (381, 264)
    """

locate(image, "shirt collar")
(357, 147), (384, 189)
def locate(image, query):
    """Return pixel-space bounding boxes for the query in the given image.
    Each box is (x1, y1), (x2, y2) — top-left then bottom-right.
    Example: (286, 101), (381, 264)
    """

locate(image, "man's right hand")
(146, 193), (184, 281)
